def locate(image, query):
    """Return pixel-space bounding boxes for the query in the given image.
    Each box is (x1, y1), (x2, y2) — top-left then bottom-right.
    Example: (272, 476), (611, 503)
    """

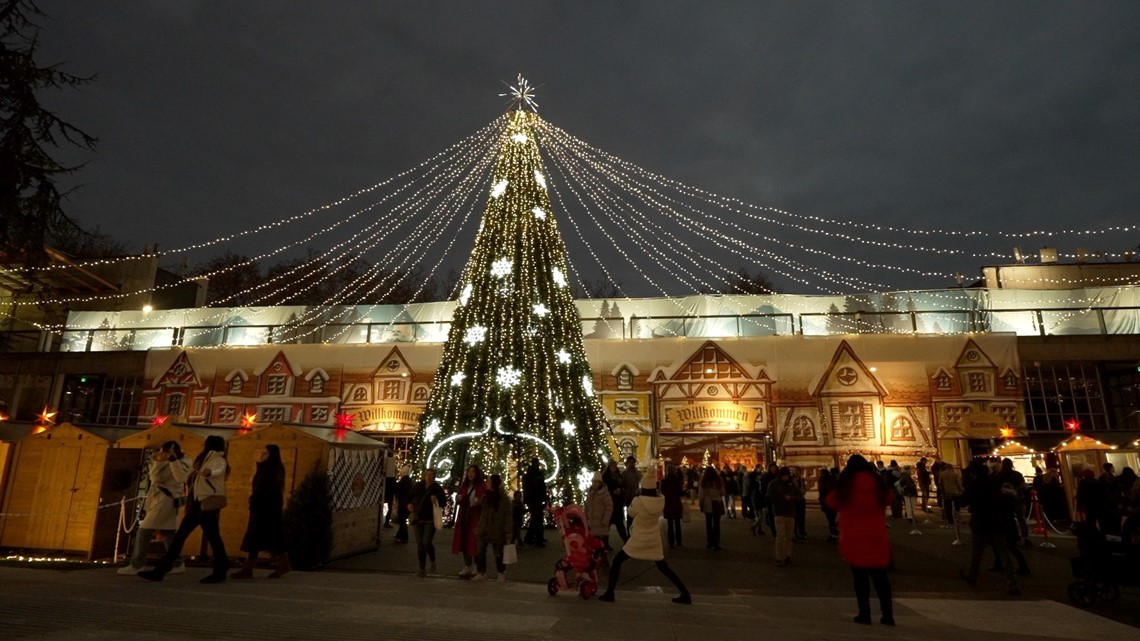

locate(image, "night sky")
(37, 2), (1140, 295)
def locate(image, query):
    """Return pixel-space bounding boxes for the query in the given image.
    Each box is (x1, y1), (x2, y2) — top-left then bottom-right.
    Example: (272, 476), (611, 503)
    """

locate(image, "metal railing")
(6, 306), (1139, 353)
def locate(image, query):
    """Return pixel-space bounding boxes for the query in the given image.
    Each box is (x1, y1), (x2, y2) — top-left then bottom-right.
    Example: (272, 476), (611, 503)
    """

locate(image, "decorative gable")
(670, 341), (753, 381)
(955, 340), (995, 370)
(153, 352), (200, 387)
(812, 341), (887, 398)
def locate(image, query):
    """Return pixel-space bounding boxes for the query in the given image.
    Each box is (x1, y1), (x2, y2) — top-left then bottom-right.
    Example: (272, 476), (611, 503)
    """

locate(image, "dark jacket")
(661, 472), (684, 520)
(408, 480), (446, 524)
(766, 478), (801, 517)
(241, 460), (285, 553)
(522, 465), (546, 508)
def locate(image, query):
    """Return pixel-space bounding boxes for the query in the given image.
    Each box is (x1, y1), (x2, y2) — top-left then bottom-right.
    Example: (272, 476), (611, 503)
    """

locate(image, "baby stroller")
(546, 504), (604, 599)
(1066, 522), (1138, 607)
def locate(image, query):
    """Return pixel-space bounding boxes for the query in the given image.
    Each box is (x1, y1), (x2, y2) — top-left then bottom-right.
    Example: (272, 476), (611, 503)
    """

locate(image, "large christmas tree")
(412, 85), (611, 503)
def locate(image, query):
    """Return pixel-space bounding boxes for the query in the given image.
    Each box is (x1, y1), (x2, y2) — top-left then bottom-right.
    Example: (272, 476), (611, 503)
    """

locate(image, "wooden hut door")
(27, 446), (82, 550)
(90, 449), (143, 560)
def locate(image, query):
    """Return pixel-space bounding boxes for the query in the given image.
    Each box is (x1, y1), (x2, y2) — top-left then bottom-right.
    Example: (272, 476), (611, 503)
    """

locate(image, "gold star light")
(500, 74), (539, 111)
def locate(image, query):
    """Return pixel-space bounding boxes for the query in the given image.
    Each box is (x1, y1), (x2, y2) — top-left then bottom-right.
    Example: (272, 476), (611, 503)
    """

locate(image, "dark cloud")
(36, 1), (1140, 294)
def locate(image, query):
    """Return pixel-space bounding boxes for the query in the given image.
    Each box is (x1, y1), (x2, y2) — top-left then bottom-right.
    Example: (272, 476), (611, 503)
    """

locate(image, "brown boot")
(268, 554), (291, 579)
(230, 556), (256, 579)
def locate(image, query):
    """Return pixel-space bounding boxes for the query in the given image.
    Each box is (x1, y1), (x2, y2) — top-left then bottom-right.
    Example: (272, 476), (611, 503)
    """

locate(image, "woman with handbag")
(408, 467), (446, 577)
(452, 464), (487, 578)
(117, 441), (190, 575)
(472, 474), (512, 581)
(698, 466), (725, 550)
(231, 444), (289, 579)
(139, 435), (230, 584)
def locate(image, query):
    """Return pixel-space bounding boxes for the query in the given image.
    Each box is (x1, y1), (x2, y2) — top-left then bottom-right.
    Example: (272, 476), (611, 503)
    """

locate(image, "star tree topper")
(500, 74), (539, 112)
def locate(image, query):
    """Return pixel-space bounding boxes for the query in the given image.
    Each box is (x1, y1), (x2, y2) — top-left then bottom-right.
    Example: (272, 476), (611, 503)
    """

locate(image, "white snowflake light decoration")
(511, 132), (528, 144)
(458, 283), (473, 306)
(582, 375), (595, 397)
(497, 366), (522, 388)
(577, 467), (593, 491)
(450, 372), (466, 387)
(532, 207), (547, 220)
(556, 348), (571, 364)
(533, 303), (549, 317)
(534, 170), (546, 190)
(424, 419), (442, 443)
(551, 267), (566, 287)
(463, 325), (487, 345)
(490, 257), (513, 279)
(560, 420), (576, 437)
(490, 180), (508, 199)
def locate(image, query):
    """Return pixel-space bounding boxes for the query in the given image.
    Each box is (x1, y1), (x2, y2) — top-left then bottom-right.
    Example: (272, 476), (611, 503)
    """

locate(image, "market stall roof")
(259, 423), (387, 448)
(1052, 433), (1119, 452)
(66, 423), (145, 443)
(170, 423), (247, 440)
(992, 440), (1038, 456)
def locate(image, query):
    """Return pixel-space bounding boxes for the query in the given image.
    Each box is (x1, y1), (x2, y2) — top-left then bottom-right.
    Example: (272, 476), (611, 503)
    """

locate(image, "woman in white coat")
(139, 435), (230, 584)
(117, 441), (191, 575)
(598, 471), (691, 604)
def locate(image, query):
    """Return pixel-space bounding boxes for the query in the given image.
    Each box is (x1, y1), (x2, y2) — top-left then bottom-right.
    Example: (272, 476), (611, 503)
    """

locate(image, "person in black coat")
(522, 458), (547, 547)
(232, 444), (289, 579)
(960, 460), (1021, 595)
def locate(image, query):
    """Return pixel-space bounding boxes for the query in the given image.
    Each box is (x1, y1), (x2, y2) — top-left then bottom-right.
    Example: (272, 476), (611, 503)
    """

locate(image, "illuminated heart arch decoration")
(425, 417), (560, 484)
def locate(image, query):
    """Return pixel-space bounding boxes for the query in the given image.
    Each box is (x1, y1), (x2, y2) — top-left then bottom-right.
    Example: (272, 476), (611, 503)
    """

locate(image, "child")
(511, 490), (525, 546)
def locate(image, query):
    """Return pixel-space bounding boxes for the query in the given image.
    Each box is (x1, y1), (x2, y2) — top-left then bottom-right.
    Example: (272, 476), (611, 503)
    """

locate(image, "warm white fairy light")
(450, 372), (466, 387)
(533, 302), (549, 317)
(459, 283), (473, 306)
(556, 348), (571, 364)
(463, 325), (487, 345)
(532, 206), (547, 220)
(497, 365), (522, 388)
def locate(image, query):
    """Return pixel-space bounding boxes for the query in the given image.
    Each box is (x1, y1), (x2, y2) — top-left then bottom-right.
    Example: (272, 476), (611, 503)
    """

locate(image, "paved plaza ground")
(1, 509), (1136, 640)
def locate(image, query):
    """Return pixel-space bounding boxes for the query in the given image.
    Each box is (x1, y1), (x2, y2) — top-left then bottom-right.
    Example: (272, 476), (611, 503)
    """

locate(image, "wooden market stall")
(0, 422), (38, 521)
(1053, 433), (1119, 520)
(1104, 436), (1140, 477)
(0, 423), (141, 559)
(990, 440), (1042, 478)
(114, 422), (242, 563)
(224, 423), (388, 560)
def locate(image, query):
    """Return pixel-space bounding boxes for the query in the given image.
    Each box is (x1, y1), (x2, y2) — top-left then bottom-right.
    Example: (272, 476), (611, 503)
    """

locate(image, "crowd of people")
(115, 440), (1140, 626)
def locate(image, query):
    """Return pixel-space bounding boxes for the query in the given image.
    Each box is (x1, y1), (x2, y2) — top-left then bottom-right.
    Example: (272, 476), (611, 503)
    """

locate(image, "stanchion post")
(1030, 490), (1057, 549)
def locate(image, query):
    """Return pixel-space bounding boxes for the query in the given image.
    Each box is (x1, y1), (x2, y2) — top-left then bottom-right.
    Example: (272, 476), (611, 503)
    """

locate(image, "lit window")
(217, 406), (237, 422)
(310, 377), (324, 394)
(260, 407), (288, 422)
(352, 387), (368, 402)
(310, 406), (329, 423)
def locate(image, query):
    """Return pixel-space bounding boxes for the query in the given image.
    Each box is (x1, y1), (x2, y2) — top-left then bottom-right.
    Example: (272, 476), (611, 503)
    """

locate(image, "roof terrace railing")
(6, 305), (1137, 353)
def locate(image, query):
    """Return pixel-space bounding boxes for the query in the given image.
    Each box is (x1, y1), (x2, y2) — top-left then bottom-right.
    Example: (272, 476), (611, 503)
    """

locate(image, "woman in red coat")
(452, 465), (487, 578)
(826, 454), (894, 626)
